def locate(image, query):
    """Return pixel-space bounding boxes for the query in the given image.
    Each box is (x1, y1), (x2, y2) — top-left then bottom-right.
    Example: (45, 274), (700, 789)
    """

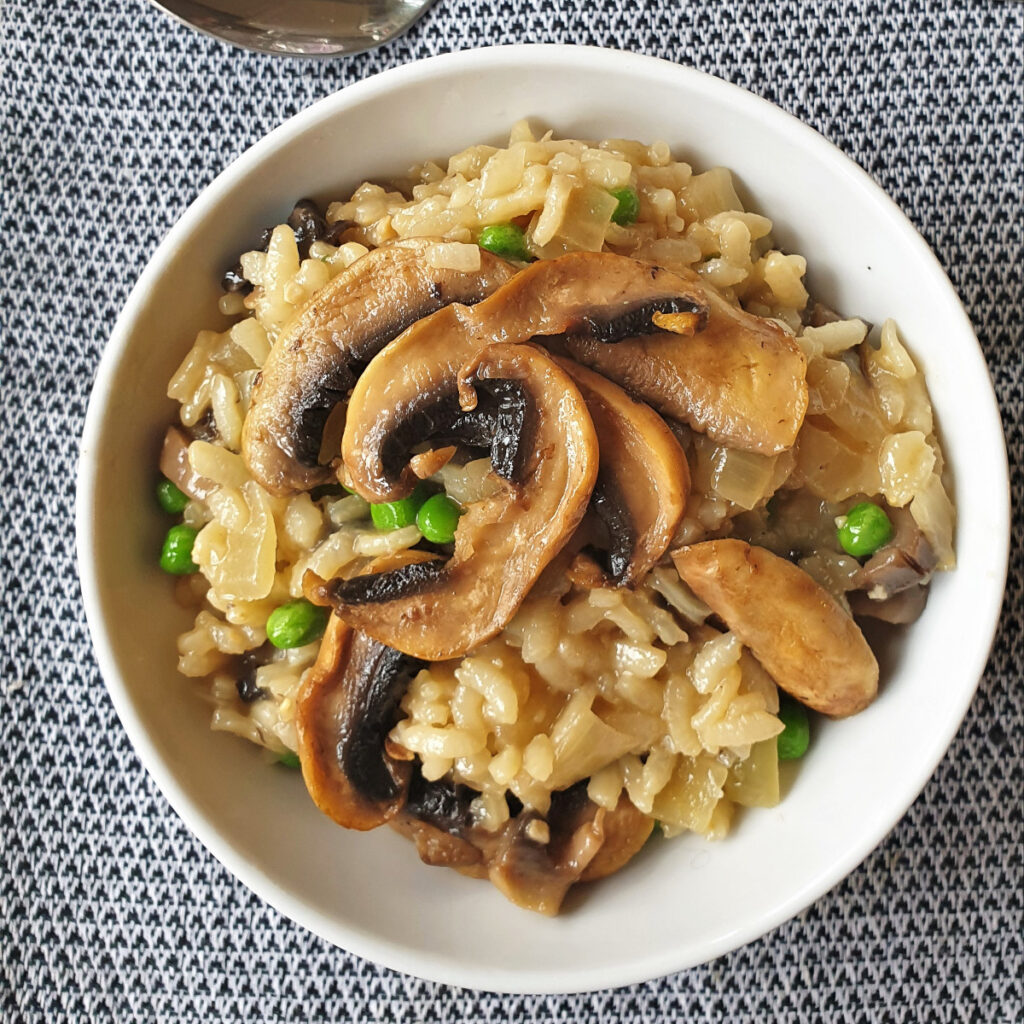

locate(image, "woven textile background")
(2, 0), (1021, 1020)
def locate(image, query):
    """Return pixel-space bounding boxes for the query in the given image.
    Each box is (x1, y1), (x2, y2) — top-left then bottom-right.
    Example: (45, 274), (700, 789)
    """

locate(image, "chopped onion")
(724, 738), (780, 808)
(910, 473), (956, 570)
(710, 446), (778, 510)
(878, 430), (936, 507)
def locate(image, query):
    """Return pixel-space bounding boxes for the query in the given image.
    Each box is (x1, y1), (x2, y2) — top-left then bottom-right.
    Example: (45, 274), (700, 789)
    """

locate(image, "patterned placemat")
(2, 0), (1021, 1020)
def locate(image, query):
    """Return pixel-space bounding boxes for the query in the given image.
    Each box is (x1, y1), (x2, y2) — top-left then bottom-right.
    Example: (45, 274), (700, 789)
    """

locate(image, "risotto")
(158, 123), (955, 915)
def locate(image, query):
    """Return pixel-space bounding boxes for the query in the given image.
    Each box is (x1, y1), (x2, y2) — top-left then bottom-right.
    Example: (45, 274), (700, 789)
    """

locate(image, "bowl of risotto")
(77, 45), (1009, 992)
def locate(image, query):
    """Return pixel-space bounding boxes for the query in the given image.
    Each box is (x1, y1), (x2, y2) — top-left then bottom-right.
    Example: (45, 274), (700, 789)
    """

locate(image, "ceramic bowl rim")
(76, 43), (1011, 994)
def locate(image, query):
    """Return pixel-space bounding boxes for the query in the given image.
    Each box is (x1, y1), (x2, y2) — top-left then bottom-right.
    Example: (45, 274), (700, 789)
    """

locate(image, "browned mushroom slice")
(487, 785), (653, 915)
(389, 772), (653, 911)
(388, 816), (485, 872)
(578, 794), (655, 882)
(389, 772), (485, 872)
(295, 615), (425, 831)
(342, 251), (707, 502)
(568, 275), (808, 455)
(306, 343), (599, 661)
(672, 539), (878, 717)
(242, 238), (517, 496)
(487, 812), (603, 916)
(556, 358), (690, 586)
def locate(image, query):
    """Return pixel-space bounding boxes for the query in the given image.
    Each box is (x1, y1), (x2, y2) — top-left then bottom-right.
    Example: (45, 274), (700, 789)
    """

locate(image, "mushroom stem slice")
(557, 358), (690, 586)
(487, 786), (653, 915)
(671, 539), (879, 717)
(295, 615), (425, 831)
(313, 343), (599, 662)
(242, 238), (517, 496)
(343, 251), (707, 504)
(568, 273), (808, 456)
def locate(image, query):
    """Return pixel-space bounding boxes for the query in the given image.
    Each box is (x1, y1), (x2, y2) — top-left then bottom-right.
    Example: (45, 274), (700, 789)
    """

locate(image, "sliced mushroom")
(846, 508), (936, 626)
(389, 816), (484, 871)
(806, 301), (843, 328)
(389, 774), (653, 912)
(487, 785), (653, 915)
(578, 794), (655, 882)
(389, 773), (484, 871)
(556, 358), (690, 586)
(849, 585), (929, 625)
(242, 237), (517, 496)
(852, 507), (937, 599)
(672, 539), (878, 717)
(295, 615), (425, 830)
(160, 425), (215, 501)
(567, 273), (808, 455)
(306, 343), (599, 661)
(487, 809), (604, 916)
(342, 251), (707, 502)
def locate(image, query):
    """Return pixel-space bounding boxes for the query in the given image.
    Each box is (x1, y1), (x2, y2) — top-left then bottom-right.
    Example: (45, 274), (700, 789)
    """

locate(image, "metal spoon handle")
(149, 0), (437, 56)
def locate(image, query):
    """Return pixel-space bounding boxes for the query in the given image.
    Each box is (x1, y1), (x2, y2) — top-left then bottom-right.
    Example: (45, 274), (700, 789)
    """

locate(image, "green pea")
(156, 478), (189, 514)
(610, 187), (640, 226)
(159, 524), (199, 575)
(477, 223), (532, 262)
(777, 696), (810, 761)
(277, 750), (301, 769)
(837, 501), (894, 558)
(370, 484), (428, 531)
(416, 493), (463, 544)
(266, 599), (328, 650)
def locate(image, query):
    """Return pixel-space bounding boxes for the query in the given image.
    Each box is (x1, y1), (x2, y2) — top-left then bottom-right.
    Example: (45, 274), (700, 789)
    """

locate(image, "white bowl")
(76, 45), (1010, 994)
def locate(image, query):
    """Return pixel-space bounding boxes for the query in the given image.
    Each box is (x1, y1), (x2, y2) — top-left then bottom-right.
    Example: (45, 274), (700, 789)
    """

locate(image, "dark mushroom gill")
(557, 357), (690, 587)
(375, 377), (534, 489)
(568, 266), (808, 455)
(342, 250), (707, 504)
(390, 775), (654, 915)
(295, 615), (425, 830)
(242, 237), (516, 495)
(306, 343), (599, 661)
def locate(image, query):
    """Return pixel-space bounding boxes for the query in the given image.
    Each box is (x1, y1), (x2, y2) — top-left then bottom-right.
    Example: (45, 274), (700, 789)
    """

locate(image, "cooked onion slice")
(651, 310), (703, 335)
